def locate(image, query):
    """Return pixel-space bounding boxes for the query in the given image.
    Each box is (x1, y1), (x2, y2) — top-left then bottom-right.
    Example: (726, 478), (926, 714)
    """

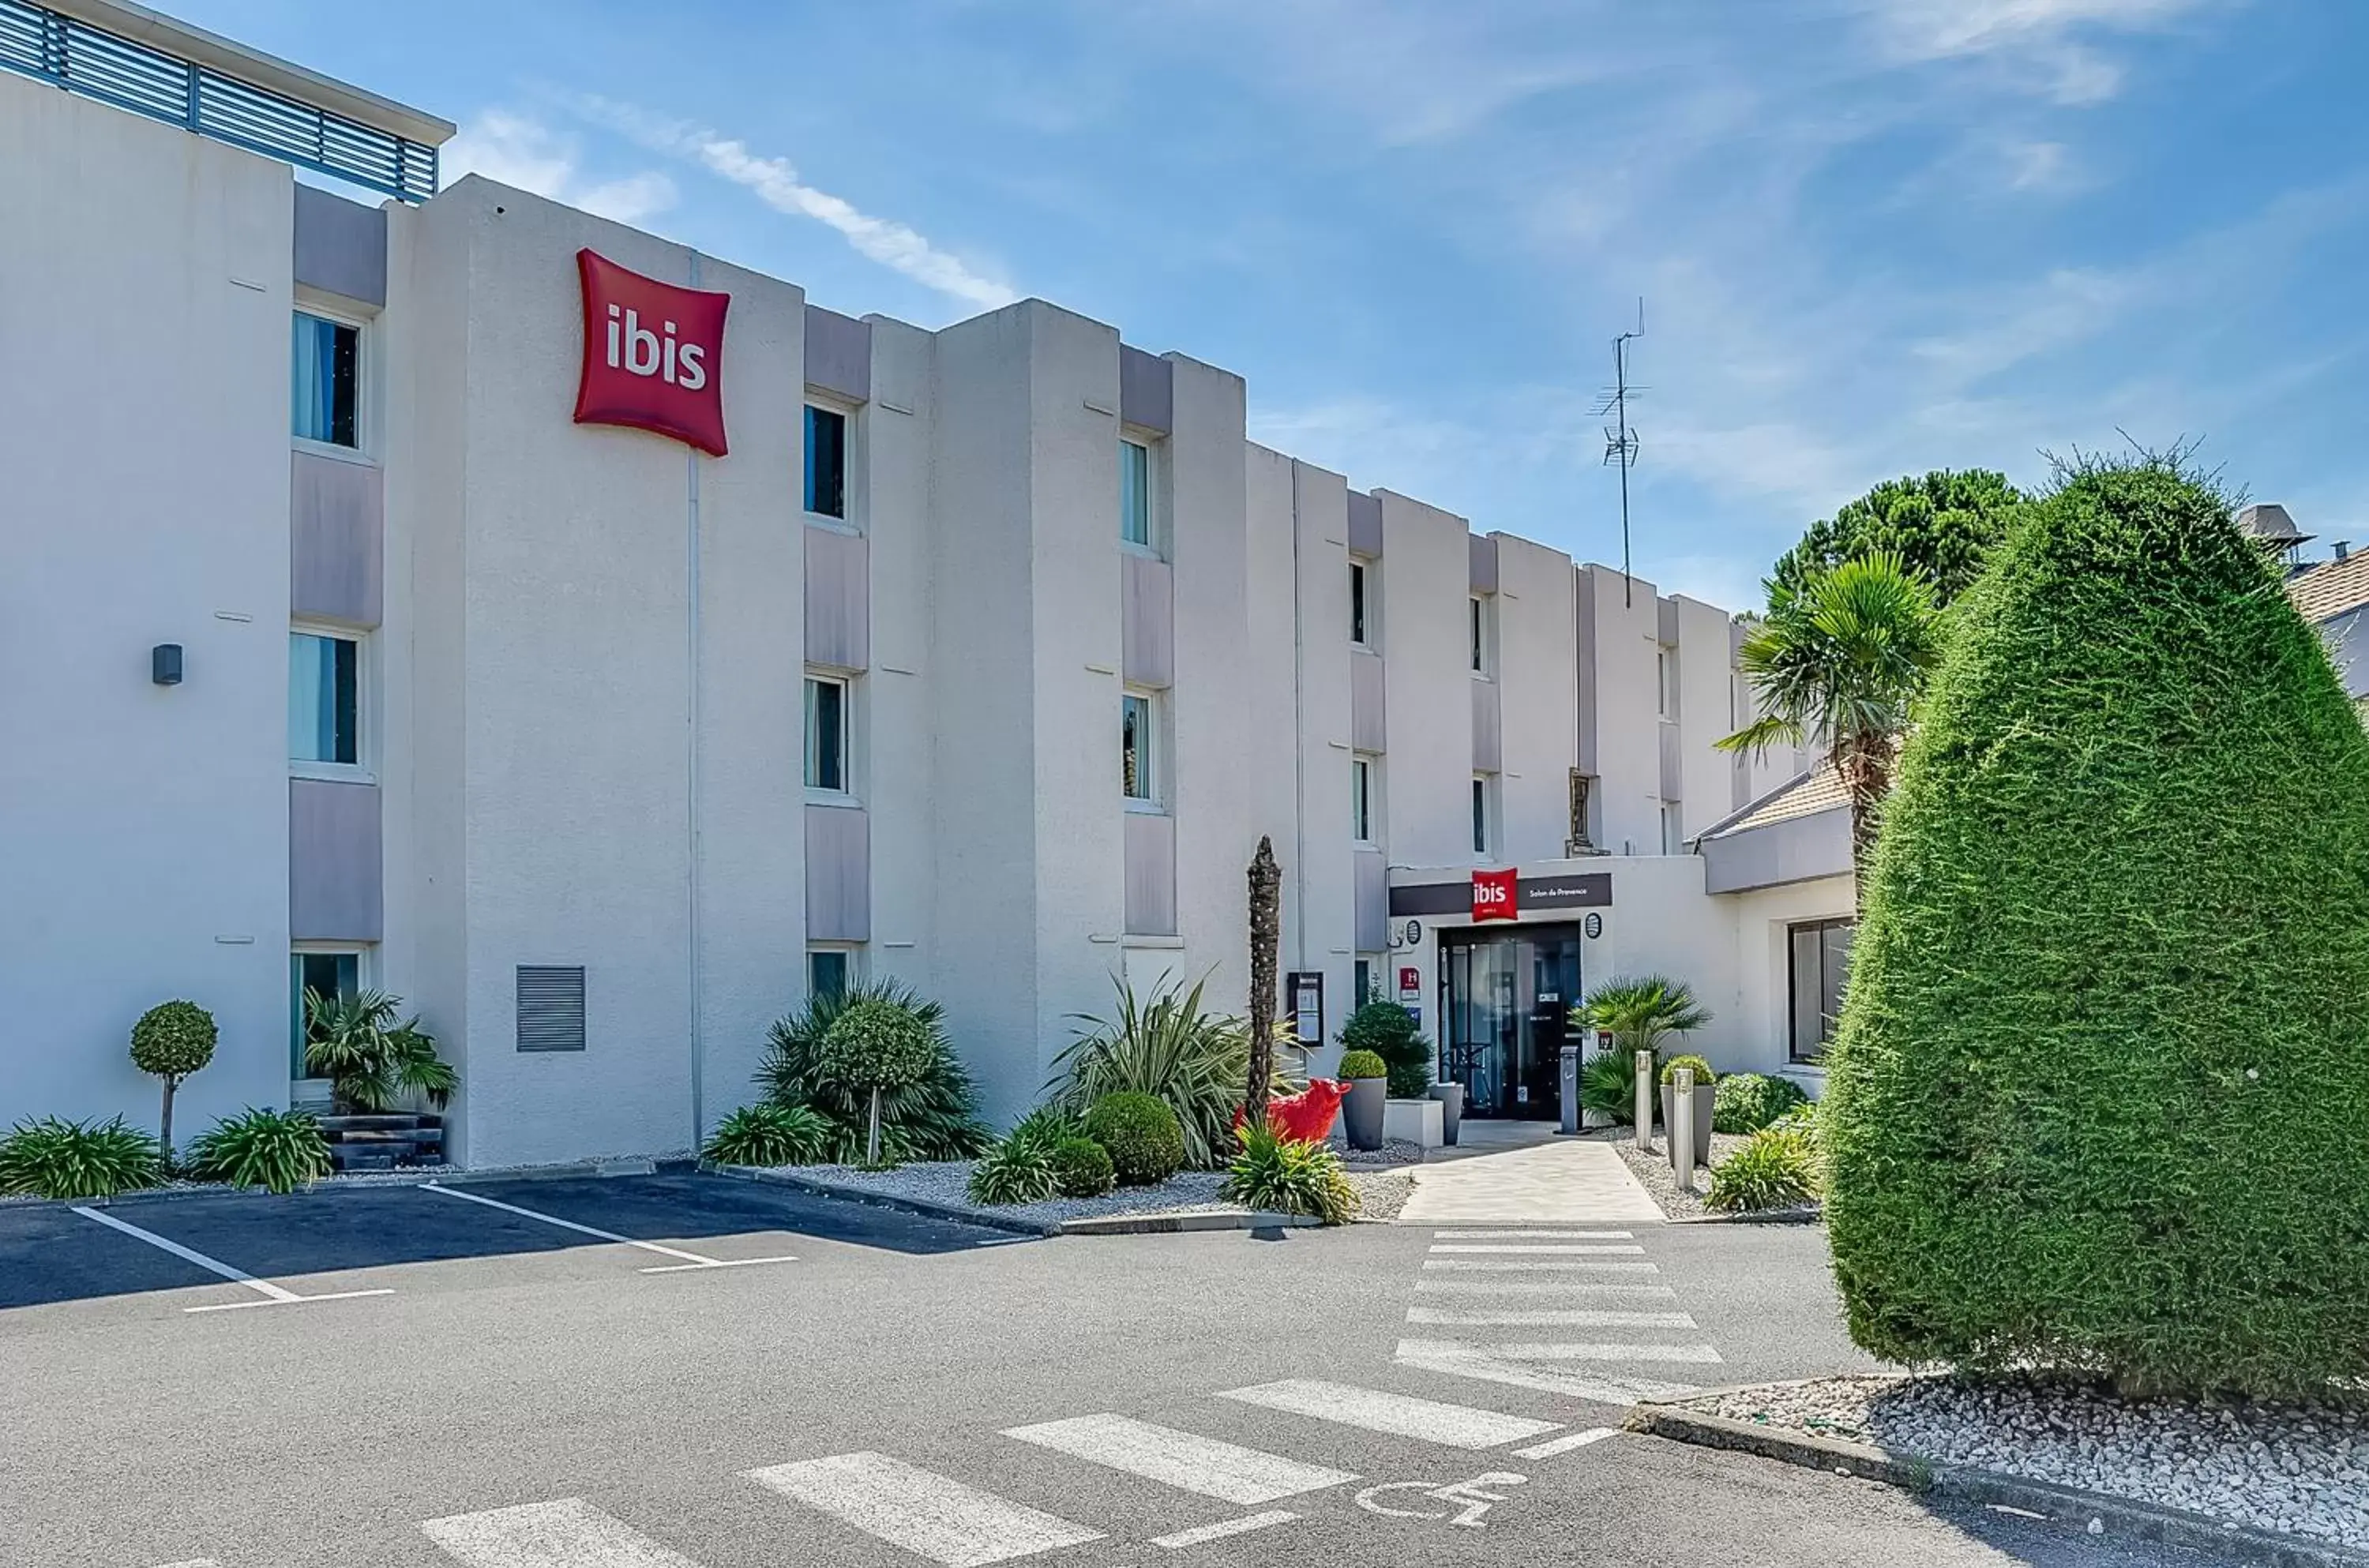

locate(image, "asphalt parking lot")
(0, 1170), (1020, 1315)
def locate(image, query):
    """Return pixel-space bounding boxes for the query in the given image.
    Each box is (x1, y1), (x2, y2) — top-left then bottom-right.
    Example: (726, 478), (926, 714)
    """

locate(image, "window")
(1350, 561), (1368, 645)
(290, 949), (360, 1078)
(289, 631), (359, 767)
(1354, 957), (1373, 1006)
(292, 311), (359, 448)
(805, 405), (847, 519)
(1120, 439), (1151, 547)
(1471, 775), (1491, 856)
(1661, 801), (1685, 856)
(1122, 692), (1158, 804)
(1657, 647), (1677, 719)
(1789, 918), (1856, 1062)
(1470, 598), (1487, 673)
(808, 948), (850, 1003)
(804, 676), (848, 793)
(1351, 756), (1375, 843)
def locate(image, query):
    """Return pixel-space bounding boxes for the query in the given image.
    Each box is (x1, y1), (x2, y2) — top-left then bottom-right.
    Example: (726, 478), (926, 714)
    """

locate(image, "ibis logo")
(1472, 868), (1519, 922)
(573, 249), (730, 457)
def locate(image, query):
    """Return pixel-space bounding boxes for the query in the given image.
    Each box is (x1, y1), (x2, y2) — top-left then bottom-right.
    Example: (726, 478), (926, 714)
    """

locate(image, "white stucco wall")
(1494, 534), (1581, 864)
(1281, 455), (1357, 1065)
(0, 78), (295, 1133)
(1378, 493), (1477, 869)
(1579, 565), (1665, 856)
(1671, 595), (1736, 840)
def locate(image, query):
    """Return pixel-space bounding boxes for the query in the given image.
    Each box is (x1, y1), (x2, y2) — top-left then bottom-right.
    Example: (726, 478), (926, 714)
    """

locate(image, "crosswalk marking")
(749, 1451), (1102, 1567)
(1405, 1307), (1698, 1329)
(1001, 1414), (1357, 1505)
(1398, 1337), (1721, 1364)
(1215, 1379), (1560, 1450)
(152, 1561), (224, 1567)
(1414, 1278), (1677, 1299)
(1150, 1511), (1297, 1550)
(1426, 1243), (1646, 1255)
(421, 1498), (706, 1568)
(1395, 1345), (1702, 1404)
(1512, 1428), (1620, 1460)
(1426, 1229), (1632, 1240)
(1421, 1259), (1659, 1274)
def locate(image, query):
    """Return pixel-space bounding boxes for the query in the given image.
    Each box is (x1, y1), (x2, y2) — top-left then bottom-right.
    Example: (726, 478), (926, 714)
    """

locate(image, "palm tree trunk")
(1838, 735), (1894, 921)
(1246, 837), (1282, 1125)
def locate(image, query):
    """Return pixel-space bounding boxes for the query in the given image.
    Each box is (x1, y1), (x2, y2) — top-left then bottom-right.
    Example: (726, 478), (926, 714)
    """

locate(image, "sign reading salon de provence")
(573, 249), (731, 456)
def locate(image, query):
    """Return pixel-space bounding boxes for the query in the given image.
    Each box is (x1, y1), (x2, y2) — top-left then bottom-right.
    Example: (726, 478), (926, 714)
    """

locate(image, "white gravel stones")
(1685, 1374), (2369, 1550)
(777, 1156), (1416, 1226)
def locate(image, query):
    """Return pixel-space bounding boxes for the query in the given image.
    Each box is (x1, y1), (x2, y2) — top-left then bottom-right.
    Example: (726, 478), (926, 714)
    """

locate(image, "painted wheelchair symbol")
(1353, 1470), (1528, 1529)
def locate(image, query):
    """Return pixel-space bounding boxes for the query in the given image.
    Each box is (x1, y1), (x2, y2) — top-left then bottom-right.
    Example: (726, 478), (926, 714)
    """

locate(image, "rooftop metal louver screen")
(0, 0), (437, 201)
(516, 966), (588, 1053)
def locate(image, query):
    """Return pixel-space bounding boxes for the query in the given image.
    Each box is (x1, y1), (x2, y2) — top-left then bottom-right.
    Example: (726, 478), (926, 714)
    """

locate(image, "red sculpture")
(1235, 1078), (1348, 1144)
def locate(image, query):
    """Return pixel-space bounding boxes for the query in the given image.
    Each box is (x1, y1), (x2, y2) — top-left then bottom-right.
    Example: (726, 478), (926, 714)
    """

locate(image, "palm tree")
(1577, 975), (1712, 1062)
(1718, 551), (1942, 913)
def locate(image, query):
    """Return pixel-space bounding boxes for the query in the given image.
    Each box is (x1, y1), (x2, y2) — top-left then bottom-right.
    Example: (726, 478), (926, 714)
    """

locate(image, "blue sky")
(190, 0), (2369, 610)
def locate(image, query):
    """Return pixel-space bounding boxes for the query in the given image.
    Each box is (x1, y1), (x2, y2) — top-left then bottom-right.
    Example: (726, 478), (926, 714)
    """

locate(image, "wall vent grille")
(516, 966), (586, 1053)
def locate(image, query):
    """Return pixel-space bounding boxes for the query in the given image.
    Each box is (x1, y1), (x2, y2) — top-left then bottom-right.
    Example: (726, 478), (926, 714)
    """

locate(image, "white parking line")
(1151, 1511), (1297, 1550)
(1512, 1428), (1620, 1460)
(73, 1206), (394, 1313)
(421, 1183), (794, 1273)
(1421, 1259), (1660, 1274)
(751, 1451), (1102, 1566)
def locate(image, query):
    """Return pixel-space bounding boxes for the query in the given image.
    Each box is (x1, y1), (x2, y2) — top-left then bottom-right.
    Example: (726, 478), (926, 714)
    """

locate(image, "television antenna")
(1595, 299), (1646, 607)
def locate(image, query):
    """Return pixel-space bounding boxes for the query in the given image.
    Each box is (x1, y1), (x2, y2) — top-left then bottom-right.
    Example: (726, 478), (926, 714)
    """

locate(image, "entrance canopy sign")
(1391, 871), (1613, 919)
(1472, 868), (1519, 922)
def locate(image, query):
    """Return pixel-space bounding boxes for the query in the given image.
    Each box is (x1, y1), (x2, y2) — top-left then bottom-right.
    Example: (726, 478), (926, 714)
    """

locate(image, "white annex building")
(1, 0), (1873, 1166)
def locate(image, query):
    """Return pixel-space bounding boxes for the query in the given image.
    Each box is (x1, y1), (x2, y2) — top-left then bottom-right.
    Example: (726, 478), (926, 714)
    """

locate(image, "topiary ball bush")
(1714, 1072), (1808, 1134)
(813, 999), (937, 1095)
(1823, 454), (2369, 1399)
(1659, 1052), (1716, 1086)
(1049, 1136), (1116, 1199)
(1336, 1048), (1387, 1080)
(1342, 1000), (1431, 1098)
(130, 1000), (218, 1078)
(1083, 1090), (1186, 1187)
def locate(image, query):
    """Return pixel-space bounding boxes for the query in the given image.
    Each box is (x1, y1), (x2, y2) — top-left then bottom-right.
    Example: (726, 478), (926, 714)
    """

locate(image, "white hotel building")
(0, 0), (1855, 1166)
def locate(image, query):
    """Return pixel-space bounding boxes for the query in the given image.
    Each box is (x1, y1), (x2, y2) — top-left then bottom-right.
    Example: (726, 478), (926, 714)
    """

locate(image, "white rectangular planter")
(1383, 1097), (1445, 1149)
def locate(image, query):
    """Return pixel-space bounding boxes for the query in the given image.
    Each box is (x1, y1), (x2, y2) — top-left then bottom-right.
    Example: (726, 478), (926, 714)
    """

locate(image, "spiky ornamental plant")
(1822, 452), (2369, 1398)
(129, 1000), (216, 1165)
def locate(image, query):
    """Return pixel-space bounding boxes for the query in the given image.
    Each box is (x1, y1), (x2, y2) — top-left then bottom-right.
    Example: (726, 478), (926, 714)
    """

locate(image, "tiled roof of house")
(2288, 553), (2369, 623)
(1698, 762), (1849, 841)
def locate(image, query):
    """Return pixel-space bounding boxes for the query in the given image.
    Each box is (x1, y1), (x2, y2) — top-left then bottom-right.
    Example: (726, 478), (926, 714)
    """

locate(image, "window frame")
(1350, 755), (1376, 846)
(1470, 774), (1493, 857)
(290, 943), (370, 1087)
(803, 401), (854, 525)
(1657, 645), (1677, 720)
(1470, 596), (1490, 675)
(1118, 433), (1162, 557)
(291, 300), (370, 462)
(1349, 560), (1369, 647)
(803, 672), (854, 800)
(1787, 917), (1856, 1063)
(1121, 689), (1162, 809)
(806, 946), (857, 1003)
(288, 621), (370, 782)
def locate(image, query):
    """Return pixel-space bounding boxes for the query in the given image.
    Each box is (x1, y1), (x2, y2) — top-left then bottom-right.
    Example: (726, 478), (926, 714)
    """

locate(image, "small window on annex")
(808, 948), (850, 1003)
(290, 631), (359, 767)
(1788, 917), (1855, 1062)
(1120, 439), (1152, 547)
(805, 405), (848, 519)
(292, 311), (359, 448)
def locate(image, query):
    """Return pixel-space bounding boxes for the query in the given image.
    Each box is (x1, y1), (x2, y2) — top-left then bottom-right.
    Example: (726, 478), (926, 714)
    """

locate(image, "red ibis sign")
(573, 249), (730, 456)
(1472, 868), (1519, 922)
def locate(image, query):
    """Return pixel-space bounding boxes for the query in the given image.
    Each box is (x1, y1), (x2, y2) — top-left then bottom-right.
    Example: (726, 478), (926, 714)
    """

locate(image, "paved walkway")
(1396, 1123), (1663, 1225)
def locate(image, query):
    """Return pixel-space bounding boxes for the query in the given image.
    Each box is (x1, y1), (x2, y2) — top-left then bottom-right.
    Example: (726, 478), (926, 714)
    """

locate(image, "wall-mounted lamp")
(152, 644), (183, 686)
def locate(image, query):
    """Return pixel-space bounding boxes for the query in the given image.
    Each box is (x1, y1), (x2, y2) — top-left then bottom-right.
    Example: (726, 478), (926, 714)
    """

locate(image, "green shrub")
(1713, 1073), (1808, 1134)
(1083, 1091), (1186, 1187)
(1336, 1048), (1387, 1080)
(1222, 1123), (1358, 1225)
(1823, 452), (2369, 1398)
(1049, 1137), (1116, 1199)
(1659, 1053), (1717, 1086)
(0, 1116), (163, 1199)
(815, 1000), (938, 1093)
(1341, 1000), (1430, 1098)
(966, 1136), (1057, 1206)
(757, 980), (989, 1163)
(1707, 1127), (1821, 1212)
(703, 1103), (835, 1167)
(302, 989), (457, 1114)
(186, 1108), (331, 1195)
(1578, 1048), (1649, 1125)
(1048, 975), (1283, 1170)
(130, 1000), (216, 1161)
(1575, 976), (1710, 1063)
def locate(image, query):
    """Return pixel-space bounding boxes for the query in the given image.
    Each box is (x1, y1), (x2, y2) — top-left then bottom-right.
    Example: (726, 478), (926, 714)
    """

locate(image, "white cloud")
(1865, 0), (2220, 103)
(441, 110), (676, 224)
(579, 99), (1017, 312)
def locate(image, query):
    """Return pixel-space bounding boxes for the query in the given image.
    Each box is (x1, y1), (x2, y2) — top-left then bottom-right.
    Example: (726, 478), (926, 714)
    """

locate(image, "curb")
(1624, 1402), (2369, 1568)
(1056, 1209), (1321, 1236)
(709, 1167), (1327, 1239)
(1661, 1208), (1823, 1227)
(0, 1155), (700, 1214)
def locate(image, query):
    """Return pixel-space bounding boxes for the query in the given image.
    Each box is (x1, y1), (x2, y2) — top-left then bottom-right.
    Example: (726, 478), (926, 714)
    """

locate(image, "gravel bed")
(783, 1160), (1240, 1227)
(1338, 1136), (1427, 1168)
(1588, 1127), (1751, 1219)
(1683, 1373), (2369, 1549)
(1345, 1166), (1417, 1221)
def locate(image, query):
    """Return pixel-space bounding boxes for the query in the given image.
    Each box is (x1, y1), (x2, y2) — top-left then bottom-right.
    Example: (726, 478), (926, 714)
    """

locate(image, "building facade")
(0, 0), (1855, 1166)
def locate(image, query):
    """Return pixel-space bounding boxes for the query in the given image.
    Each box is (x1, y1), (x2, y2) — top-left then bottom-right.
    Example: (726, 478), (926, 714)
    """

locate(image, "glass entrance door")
(1442, 925), (1584, 1118)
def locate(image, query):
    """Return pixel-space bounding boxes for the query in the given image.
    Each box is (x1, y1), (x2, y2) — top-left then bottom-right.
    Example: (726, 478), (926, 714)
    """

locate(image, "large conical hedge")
(1823, 456), (2369, 1397)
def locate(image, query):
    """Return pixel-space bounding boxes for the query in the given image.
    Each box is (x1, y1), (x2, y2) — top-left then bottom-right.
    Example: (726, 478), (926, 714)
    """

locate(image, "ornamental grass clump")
(702, 1103), (835, 1168)
(186, 1108), (331, 1195)
(1222, 1124), (1358, 1225)
(1822, 452), (2369, 1399)
(0, 1116), (162, 1200)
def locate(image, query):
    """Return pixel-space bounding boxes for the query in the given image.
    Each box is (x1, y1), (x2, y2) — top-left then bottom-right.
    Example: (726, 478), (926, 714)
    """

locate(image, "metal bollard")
(1559, 1044), (1580, 1135)
(1634, 1050), (1653, 1150)
(1671, 1067), (1696, 1191)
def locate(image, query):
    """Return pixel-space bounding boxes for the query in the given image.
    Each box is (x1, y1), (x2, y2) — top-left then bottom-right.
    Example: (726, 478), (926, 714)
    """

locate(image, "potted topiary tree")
(813, 997), (938, 1165)
(1658, 1054), (1717, 1167)
(1337, 1048), (1388, 1152)
(130, 1000), (216, 1170)
(1342, 999), (1452, 1142)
